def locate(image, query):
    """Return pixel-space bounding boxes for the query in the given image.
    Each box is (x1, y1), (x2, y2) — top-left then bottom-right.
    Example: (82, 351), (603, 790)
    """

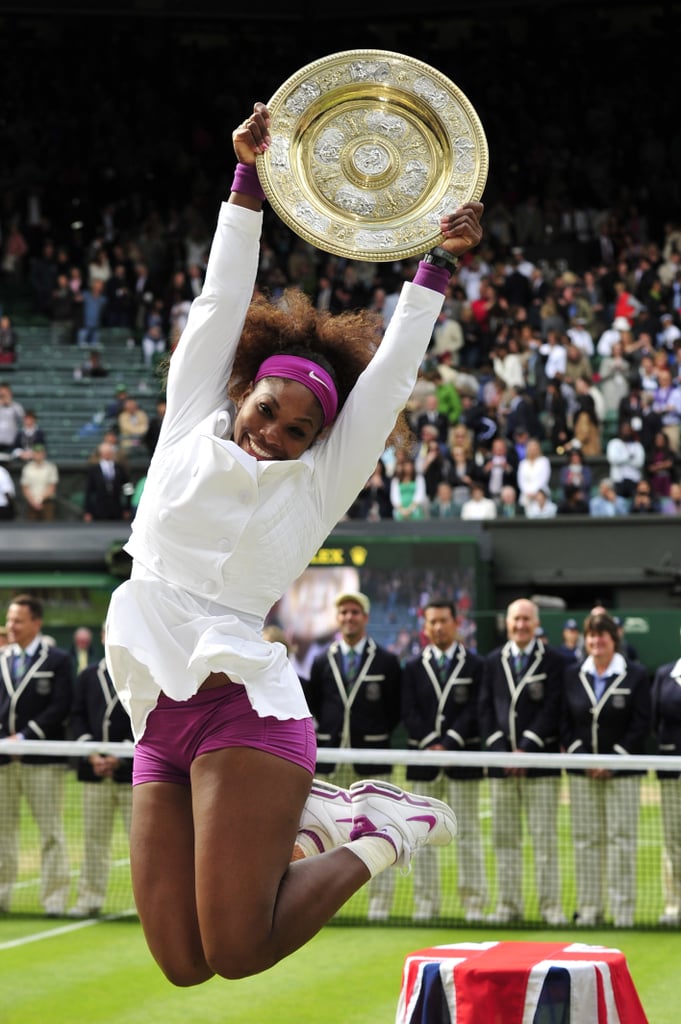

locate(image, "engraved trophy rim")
(256, 48), (488, 263)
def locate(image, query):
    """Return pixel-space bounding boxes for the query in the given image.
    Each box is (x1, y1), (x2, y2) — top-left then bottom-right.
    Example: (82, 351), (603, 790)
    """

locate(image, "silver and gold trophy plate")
(256, 49), (488, 262)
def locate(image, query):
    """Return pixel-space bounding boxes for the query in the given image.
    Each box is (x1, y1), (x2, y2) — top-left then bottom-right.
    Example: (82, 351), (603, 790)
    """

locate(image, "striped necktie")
(437, 652), (449, 682)
(514, 651), (528, 677)
(345, 648), (359, 683)
(13, 649), (27, 682)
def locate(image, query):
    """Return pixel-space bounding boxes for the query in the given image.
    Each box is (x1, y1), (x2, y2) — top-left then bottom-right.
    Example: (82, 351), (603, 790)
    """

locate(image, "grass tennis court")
(1, 916), (679, 1023)
(3, 764), (679, 1021)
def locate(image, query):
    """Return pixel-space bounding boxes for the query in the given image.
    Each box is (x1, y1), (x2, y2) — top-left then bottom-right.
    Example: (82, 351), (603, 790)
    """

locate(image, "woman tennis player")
(105, 101), (484, 985)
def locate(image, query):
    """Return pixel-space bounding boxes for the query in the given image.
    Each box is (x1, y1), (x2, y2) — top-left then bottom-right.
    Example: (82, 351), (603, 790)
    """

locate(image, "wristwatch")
(422, 246), (458, 270)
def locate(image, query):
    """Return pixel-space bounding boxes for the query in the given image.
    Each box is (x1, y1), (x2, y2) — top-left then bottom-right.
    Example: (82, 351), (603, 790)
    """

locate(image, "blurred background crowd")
(0, 4), (680, 522)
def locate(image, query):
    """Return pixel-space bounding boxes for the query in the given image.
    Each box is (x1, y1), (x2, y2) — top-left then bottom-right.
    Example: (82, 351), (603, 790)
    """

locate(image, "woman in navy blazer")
(652, 648), (681, 925)
(561, 611), (651, 927)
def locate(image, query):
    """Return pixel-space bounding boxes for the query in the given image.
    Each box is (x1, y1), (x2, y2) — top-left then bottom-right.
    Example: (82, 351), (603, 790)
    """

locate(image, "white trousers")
(660, 777), (681, 914)
(569, 773), (640, 925)
(489, 775), (562, 919)
(411, 777), (487, 917)
(0, 761), (70, 914)
(73, 780), (133, 912)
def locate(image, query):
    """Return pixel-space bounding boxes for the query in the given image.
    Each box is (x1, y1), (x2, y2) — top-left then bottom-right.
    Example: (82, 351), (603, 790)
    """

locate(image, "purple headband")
(254, 355), (338, 427)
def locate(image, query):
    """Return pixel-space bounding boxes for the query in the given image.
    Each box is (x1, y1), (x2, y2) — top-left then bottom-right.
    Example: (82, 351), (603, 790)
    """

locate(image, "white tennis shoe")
(349, 779), (457, 869)
(298, 779), (354, 854)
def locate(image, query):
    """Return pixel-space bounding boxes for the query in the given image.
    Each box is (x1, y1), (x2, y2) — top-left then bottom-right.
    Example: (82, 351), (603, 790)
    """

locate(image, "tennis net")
(0, 740), (678, 930)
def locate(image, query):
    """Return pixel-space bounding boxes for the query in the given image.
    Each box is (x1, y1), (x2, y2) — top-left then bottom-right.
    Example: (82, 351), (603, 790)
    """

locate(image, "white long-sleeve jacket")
(107, 203), (444, 737)
(127, 203), (443, 613)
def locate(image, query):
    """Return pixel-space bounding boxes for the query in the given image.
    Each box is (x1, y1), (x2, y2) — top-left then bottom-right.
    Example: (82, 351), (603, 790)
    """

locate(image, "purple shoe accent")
(307, 782), (353, 825)
(298, 828), (326, 855)
(350, 814), (379, 840)
(348, 825), (399, 860)
(309, 783), (352, 803)
(351, 811), (437, 838)
(407, 813), (438, 830)
(351, 781), (432, 806)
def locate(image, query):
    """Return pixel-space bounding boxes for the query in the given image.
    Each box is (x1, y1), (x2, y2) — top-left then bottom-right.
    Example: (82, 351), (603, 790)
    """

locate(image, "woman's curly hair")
(228, 287), (412, 448)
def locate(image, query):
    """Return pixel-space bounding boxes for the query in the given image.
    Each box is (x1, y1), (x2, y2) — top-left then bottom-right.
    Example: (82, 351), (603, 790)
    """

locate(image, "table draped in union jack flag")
(396, 941), (649, 1024)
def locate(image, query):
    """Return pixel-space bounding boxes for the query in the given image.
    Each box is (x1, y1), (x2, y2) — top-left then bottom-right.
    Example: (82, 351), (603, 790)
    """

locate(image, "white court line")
(12, 856), (131, 895)
(0, 909), (137, 950)
(0, 917), (98, 949)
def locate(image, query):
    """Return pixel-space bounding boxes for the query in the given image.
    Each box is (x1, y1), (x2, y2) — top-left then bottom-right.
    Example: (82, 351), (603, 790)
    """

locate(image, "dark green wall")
(1, 516), (680, 672)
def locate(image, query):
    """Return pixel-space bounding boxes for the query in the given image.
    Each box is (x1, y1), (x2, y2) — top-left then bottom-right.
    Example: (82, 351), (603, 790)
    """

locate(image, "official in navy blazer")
(68, 632), (134, 918)
(402, 600), (487, 922)
(307, 592), (402, 778)
(0, 594), (73, 915)
(306, 590), (402, 921)
(561, 611), (651, 928)
(479, 597), (566, 925)
(652, 646), (681, 925)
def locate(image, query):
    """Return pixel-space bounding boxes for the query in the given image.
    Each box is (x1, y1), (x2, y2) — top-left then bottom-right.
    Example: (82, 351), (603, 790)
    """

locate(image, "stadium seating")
(5, 326), (162, 464)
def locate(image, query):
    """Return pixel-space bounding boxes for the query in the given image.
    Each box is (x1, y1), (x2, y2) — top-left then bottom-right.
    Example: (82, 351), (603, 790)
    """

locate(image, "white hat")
(334, 591), (370, 615)
(613, 316), (631, 331)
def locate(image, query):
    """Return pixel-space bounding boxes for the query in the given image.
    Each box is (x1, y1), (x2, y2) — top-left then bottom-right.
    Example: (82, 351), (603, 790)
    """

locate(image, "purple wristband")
(413, 261), (451, 295)
(231, 163), (266, 202)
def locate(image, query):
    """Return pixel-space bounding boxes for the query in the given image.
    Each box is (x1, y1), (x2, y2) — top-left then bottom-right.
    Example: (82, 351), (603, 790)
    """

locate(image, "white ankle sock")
(346, 831), (401, 877)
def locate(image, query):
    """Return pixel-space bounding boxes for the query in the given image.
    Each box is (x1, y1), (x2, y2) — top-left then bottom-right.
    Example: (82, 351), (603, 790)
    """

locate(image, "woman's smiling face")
(585, 629), (616, 666)
(233, 377), (324, 461)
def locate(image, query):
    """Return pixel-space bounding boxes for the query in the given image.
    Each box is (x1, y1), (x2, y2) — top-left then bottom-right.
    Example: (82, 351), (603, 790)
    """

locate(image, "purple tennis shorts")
(133, 682), (317, 785)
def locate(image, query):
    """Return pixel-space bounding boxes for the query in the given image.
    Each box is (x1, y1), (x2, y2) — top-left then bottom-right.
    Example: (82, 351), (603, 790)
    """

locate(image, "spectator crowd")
(0, 11), (680, 524)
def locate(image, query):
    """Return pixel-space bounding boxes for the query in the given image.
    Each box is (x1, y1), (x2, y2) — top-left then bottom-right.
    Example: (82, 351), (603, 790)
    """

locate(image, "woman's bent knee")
(204, 940), (274, 981)
(159, 957), (215, 988)
(149, 934), (215, 988)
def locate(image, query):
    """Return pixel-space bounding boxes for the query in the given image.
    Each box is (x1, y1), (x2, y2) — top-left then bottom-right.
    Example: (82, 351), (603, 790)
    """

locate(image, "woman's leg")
(130, 742), (456, 985)
(130, 780), (213, 987)
(191, 746), (370, 980)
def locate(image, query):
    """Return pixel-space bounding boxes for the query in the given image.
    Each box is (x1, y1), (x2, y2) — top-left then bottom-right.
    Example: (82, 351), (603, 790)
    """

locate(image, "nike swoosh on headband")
(308, 369), (330, 390)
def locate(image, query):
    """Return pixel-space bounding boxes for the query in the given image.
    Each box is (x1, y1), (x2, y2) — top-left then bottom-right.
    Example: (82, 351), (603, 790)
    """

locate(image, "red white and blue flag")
(396, 941), (649, 1024)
